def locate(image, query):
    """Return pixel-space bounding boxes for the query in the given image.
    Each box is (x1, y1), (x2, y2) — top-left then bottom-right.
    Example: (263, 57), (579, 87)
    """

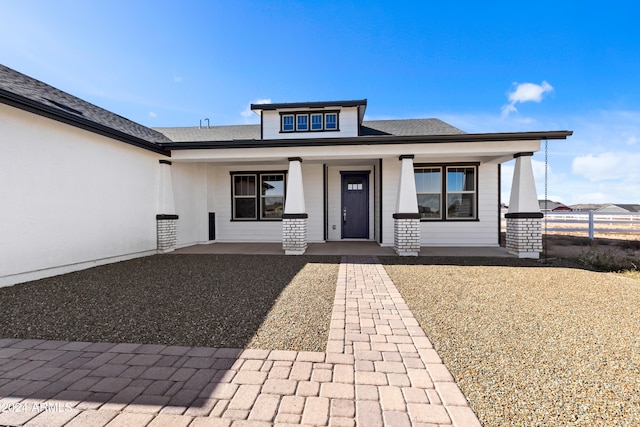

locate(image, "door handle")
(343, 207), (347, 223)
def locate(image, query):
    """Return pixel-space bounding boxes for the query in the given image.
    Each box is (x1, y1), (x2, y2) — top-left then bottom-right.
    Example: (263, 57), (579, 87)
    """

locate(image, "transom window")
(232, 172), (286, 220)
(281, 111), (339, 133)
(414, 165), (477, 220)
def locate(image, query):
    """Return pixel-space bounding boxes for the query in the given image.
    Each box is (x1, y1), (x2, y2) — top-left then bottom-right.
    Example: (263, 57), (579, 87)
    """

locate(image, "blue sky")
(2, 0), (639, 205)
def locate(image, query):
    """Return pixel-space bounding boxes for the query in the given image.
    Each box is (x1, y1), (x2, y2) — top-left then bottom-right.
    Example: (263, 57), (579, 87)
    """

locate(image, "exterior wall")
(421, 163), (499, 246)
(260, 107), (360, 139)
(0, 104), (160, 287)
(381, 159), (499, 247)
(172, 163), (208, 247)
(205, 163), (323, 243)
(326, 165), (375, 241)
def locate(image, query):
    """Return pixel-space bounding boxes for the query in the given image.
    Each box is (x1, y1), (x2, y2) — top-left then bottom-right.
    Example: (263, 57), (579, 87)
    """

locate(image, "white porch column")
(393, 155), (421, 256)
(282, 157), (307, 255)
(157, 159), (178, 253)
(506, 152), (543, 258)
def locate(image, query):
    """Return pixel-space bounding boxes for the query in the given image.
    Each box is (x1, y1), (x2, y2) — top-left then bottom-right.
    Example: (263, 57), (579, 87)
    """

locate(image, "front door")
(341, 172), (369, 238)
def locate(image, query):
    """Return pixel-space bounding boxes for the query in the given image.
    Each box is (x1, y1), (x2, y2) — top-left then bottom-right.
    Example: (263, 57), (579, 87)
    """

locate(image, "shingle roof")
(360, 119), (464, 136)
(154, 118), (464, 142)
(0, 64), (171, 144)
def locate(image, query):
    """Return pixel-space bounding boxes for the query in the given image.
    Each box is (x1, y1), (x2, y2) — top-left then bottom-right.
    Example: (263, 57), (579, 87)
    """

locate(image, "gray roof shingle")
(154, 118), (465, 142)
(0, 64), (172, 144)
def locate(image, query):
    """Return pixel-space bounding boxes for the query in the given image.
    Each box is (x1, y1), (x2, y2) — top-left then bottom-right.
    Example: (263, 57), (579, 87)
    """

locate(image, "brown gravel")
(381, 257), (640, 427)
(0, 254), (339, 351)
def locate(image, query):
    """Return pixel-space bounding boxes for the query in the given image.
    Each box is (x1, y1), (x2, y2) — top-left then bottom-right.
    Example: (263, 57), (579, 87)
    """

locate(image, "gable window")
(296, 114), (309, 131)
(311, 113), (323, 130)
(280, 111), (339, 133)
(325, 113), (337, 130)
(232, 172), (286, 220)
(282, 115), (294, 132)
(415, 164), (477, 220)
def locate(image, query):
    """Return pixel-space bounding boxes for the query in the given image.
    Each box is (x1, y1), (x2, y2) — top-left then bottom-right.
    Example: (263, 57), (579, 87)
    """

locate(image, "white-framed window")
(280, 111), (339, 132)
(414, 164), (477, 220)
(325, 112), (338, 130)
(232, 172), (286, 220)
(311, 113), (323, 130)
(282, 115), (294, 132)
(415, 167), (442, 219)
(296, 114), (309, 131)
(446, 166), (476, 219)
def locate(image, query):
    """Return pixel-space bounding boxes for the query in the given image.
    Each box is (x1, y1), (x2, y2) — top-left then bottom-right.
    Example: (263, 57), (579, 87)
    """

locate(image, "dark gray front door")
(341, 172), (369, 238)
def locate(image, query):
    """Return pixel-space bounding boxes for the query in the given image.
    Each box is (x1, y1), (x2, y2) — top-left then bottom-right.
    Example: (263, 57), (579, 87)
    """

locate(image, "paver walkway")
(0, 256), (480, 426)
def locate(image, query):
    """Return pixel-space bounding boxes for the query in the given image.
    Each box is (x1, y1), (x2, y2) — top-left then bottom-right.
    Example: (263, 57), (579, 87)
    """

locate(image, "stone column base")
(393, 214), (421, 256)
(505, 213), (543, 259)
(157, 214), (178, 253)
(283, 214), (308, 255)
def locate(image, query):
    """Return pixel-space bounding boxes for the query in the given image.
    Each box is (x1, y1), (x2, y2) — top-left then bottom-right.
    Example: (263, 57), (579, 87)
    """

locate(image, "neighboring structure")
(539, 200), (571, 212)
(571, 203), (640, 213)
(0, 64), (572, 286)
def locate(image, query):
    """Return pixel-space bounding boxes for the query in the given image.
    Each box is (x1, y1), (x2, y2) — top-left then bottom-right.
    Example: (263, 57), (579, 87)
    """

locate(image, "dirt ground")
(543, 234), (640, 261)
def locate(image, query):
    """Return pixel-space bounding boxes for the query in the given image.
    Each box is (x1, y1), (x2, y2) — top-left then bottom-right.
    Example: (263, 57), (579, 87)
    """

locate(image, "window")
(296, 114), (309, 131)
(446, 167), (476, 219)
(261, 174), (285, 219)
(415, 167), (442, 219)
(325, 113), (337, 130)
(414, 165), (477, 220)
(311, 113), (323, 130)
(282, 115), (294, 132)
(280, 111), (339, 132)
(232, 172), (286, 220)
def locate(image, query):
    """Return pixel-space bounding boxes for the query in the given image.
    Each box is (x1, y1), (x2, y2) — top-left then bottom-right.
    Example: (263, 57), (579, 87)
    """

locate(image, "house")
(0, 64), (572, 287)
(539, 200), (571, 212)
(570, 204), (640, 213)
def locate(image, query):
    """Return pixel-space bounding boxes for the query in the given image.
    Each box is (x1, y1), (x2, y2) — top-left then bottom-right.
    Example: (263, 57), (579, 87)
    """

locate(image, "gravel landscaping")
(0, 254), (339, 351)
(381, 257), (640, 427)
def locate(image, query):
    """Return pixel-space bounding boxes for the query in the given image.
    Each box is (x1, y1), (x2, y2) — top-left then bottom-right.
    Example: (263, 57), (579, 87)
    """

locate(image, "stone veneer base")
(283, 217), (307, 255)
(394, 217), (420, 256)
(506, 216), (542, 259)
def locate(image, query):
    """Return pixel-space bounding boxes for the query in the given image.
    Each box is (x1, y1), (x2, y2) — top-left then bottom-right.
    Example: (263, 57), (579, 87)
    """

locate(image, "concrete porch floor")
(172, 241), (514, 257)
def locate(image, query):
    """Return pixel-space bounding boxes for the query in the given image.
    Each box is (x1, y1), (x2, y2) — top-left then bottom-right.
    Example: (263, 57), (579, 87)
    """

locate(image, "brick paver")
(0, 255), (480, 426)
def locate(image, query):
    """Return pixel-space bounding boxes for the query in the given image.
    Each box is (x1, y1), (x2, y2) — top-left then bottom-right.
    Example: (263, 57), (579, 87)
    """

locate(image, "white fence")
(543, 211), (640, 239)
(501, 211), (640, 239)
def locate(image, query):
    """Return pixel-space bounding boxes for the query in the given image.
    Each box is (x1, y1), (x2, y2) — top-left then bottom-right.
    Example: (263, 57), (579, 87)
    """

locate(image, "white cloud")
(572, 152), (640, 182)
(501, 81), (553, 117)
(241, 98), (272, 123)
(173, 75), (183, 83)
(149, 111), (157, 118)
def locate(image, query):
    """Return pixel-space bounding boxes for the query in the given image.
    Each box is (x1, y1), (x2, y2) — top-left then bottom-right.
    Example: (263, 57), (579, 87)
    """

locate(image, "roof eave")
(251, 99), (368, 111)
(160, 130), (573, 150)
(0, 88), (171, 156)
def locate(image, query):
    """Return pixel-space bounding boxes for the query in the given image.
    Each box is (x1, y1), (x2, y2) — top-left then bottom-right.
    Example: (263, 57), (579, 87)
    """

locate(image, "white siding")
(381, 158), (401, 246)
(261, 107), (360, 139)
(0, 104), (160, 287)
(421, 163), (499, 246)
(381, 159), (499, 247)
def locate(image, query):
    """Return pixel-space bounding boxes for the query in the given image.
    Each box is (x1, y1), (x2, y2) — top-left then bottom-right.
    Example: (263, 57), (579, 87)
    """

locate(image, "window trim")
(230, 171), (287, 221)
(280, 111), (340, 133)
(414, 163), (479, 222)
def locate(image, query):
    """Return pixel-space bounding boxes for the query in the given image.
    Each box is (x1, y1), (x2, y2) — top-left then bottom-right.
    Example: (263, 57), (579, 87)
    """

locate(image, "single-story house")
(571, 204), (640, 213)
(0, 64), (572, 286)
(539, 200), (572, 212)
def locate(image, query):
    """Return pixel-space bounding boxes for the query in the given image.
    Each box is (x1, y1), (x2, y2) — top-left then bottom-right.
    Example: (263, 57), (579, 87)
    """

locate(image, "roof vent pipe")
(204, 118), (210, 128)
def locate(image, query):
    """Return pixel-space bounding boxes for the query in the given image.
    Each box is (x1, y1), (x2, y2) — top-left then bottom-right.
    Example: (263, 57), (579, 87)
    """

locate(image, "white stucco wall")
(260, 107), (359, 139)
(0, 104), (161, 287)
(172, 162), (209, 247)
